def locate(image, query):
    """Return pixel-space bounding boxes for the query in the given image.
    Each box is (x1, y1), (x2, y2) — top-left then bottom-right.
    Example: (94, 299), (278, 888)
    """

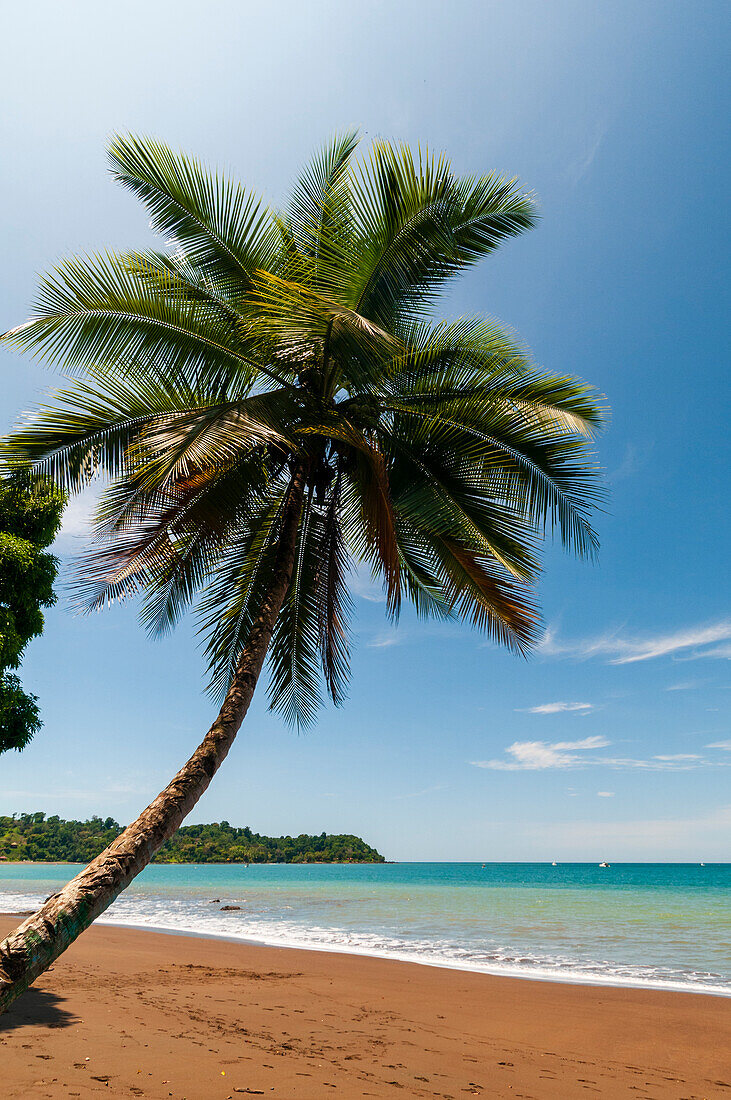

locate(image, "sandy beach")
(0, 917), (729, 1099)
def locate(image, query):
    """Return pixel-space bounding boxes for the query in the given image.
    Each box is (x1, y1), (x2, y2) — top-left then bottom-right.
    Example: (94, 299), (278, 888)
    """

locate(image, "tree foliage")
(2, 133), (604, 729)
(0, 474), (64, 752)
(0, 813), (384, 864)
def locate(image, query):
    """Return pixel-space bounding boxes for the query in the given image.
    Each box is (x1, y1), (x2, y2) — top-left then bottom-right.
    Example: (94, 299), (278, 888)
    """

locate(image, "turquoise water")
(2, 862), (729, 995)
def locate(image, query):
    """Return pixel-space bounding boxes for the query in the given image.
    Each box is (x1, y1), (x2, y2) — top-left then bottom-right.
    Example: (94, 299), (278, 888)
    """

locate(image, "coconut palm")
(0, 132), (603, 1009)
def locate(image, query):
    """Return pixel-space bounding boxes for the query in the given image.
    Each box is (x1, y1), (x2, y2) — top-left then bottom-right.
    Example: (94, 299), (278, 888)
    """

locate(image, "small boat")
(551, 861), (558, 866)
(700, 862), (705, 867)
(599, 861), (610, 868)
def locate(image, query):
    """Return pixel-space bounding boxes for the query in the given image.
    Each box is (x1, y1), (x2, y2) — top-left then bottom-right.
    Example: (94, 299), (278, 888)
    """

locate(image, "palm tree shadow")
(0, 987), (77, 1031)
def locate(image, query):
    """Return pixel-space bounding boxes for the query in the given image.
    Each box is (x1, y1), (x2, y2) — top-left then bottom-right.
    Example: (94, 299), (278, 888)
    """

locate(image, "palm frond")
(285, 130), (359, 291)
(314, 472), (352, 705)
(198, 478), (292, 698)
(249, 269), (400, 390)
(1, 251), (292, 393)
(343, 143), (537, 325)
(432, 535), (540, 653)
(108, 133), (277, 288)
(267, 491), (323, 727)
(346, 440), (401, 615)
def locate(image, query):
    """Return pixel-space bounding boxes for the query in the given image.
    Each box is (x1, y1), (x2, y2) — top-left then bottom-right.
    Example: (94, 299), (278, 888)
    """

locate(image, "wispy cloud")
(665, 681), (701, 692)
(604, 755), (727, 770)
(472, 735), (609, 771)
(566, 125), (607, 186)
(52, 486), (100, 553)
(349, 565), (384, 603)
(707, 740), (731, 751)
(597, 791), (615, 797)
(366, 629), (403, 649)
(686, 643), (731, 661)
(538, 619), (731, 665)
(607, 442), (647, 483)
(518, 701), (595, 715)
(472, 737), (730, 772)
(4, 781), (145, 804)
(393, 784), (446, 800)
(653, 753), (701, 762)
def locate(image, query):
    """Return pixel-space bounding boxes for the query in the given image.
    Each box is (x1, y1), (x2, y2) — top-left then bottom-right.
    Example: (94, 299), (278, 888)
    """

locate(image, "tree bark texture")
(0, 462), (308, 1012)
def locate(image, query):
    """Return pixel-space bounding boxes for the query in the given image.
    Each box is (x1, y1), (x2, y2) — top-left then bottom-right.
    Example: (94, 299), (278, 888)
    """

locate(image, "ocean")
(1, 862), (729, 996)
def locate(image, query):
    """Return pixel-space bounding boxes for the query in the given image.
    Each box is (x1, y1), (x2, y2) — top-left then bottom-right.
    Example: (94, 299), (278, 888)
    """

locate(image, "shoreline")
(66, 916), (731, 999)
(1, 917), (729, 1098)
(3, 910), (729, 999)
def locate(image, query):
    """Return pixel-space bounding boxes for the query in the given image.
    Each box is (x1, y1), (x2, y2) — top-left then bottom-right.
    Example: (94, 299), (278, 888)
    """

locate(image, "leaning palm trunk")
(0, 466), (306, 1012)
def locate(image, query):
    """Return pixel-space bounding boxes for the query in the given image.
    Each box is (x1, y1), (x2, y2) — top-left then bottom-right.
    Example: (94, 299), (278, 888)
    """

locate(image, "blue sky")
(2, 0), (729, 860)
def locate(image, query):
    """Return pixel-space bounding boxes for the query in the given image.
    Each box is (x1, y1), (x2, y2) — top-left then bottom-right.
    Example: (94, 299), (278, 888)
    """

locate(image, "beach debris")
(220, 905), (242, 911)
(210, 898), (221, 903)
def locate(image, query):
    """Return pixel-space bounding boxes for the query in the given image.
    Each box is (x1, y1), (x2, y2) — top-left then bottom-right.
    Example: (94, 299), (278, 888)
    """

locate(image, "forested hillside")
(0, 813), (385, 863)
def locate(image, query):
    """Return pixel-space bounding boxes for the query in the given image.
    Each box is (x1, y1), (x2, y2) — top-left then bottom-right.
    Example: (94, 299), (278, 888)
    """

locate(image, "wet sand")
(0, 917), (729, 1098)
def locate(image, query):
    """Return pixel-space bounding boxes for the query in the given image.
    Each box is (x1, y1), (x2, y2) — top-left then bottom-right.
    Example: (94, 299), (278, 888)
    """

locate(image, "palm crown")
(3, 132), (603, 727)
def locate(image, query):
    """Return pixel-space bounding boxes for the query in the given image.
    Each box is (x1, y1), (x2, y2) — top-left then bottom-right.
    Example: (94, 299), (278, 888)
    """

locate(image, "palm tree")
(0, 132), (603, 1009)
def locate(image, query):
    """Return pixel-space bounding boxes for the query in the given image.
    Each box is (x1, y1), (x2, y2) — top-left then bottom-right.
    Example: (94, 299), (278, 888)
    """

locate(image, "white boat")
(551, 861), (558, 866)
(599, 861), (610, 868)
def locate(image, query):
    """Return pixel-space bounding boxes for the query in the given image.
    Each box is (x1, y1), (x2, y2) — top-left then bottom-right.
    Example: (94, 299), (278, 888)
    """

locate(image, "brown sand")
(0, 917), (728, 1099)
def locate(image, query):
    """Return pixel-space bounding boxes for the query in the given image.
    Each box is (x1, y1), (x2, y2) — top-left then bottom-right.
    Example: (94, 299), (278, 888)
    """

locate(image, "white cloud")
(597, 755), (717, 771)
(472, 738), (729, 773)
(538, 619), (731, 665)
(519, 701), (594, 715)
(549, 737), (609, 751)
(349, 564), (384, 603)
(653, 753), (701, 762)
(52, 485), (102, 553)
(687, 643), (731, 661)
(472, 735), (609, 771)
(597, 791), (615, 797)
(665, 681), (700, 692)
(366, 629), (403, 649)
(536, 625), (619, 660)
(708, 740), (731, 751)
